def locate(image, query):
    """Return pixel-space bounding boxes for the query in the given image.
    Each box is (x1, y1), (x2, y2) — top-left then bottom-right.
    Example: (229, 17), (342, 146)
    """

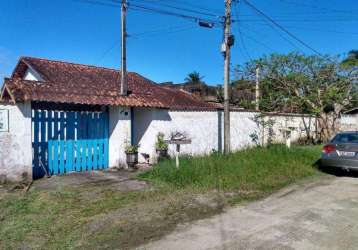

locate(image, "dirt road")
(141, 176), (358, 250)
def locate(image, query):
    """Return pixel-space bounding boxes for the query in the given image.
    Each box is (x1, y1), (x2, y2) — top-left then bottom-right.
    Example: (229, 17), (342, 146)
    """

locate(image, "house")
(0, 57), (316, 183)
(161, 81), (219, 103)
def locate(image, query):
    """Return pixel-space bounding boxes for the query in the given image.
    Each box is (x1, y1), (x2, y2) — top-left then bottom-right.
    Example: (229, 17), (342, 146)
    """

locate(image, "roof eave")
(11, 57), (47, 81)
(0, 83), (17, 104)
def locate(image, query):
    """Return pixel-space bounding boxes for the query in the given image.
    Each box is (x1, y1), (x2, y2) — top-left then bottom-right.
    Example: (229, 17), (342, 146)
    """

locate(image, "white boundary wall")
(133, 108), (317, 163)
(340, 114), (358, 131)
(0, 103), (317, 181)
(109, 106), (132, 168)
(0, 102), (32, 183)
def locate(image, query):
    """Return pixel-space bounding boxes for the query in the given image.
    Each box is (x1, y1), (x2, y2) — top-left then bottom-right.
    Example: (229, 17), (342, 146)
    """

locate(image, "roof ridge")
(21, 56), (124, 73)
(19, 56), (161, 85)
(8, 57), (218, 110)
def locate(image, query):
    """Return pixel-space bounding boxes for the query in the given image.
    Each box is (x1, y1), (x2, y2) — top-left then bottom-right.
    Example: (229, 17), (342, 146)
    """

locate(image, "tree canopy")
(342, 50), (358, 67)
(241, 52), (357, 141)
(184, 71), (204, 84)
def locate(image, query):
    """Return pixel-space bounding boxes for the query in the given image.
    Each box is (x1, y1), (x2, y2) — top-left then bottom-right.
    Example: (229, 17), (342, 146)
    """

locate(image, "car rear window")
(332, 133), (358, 143)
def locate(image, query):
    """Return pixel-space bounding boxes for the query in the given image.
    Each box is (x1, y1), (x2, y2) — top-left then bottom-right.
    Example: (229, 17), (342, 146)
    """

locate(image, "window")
(332, 133), (358, 143)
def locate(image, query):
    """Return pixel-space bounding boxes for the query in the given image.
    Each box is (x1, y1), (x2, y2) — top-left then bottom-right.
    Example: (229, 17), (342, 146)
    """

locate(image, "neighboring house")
(161, 81), (219, 103)
(340, 108), (358, 131)
(0, 57), (316, 183)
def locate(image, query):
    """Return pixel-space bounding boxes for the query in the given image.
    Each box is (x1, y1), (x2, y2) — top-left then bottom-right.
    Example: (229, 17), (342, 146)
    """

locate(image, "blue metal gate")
(32, 107), (109, 179)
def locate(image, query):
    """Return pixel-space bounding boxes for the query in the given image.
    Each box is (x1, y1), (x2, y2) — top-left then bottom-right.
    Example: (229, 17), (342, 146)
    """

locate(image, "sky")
(0, 0), (357, 86)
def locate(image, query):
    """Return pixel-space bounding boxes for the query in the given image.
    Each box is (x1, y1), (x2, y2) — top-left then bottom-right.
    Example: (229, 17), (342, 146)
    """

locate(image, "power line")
(130, 26), (197, 38)
(279, 0), (358, 15)
(239, 18), (358, 23)
(241, 21), (358, 36)
(237, 12), (358, 17)
(77, 0), (222, 25)
(75, 0), (120, 8)
(117, 0), (223, 15)
(127, 2), (221, 24)
(129, 24), (196, 37)
(242, 0), (322, 56)
(234, 4), (252, 61)
(240, 12), (303, 52)
(277, 25), (358, 36)
(239, 27), (276, 53)
(128, 0), (221, 18)
(164, 0), (223, 16)
(95, 40), (120, 64)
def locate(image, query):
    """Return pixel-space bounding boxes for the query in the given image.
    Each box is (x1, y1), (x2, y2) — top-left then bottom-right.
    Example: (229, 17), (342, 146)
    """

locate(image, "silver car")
(321, 132), (358, 171)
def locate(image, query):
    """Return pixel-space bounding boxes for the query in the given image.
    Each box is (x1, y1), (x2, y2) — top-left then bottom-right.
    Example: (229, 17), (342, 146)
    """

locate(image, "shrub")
(125, 144), (140, 154)
(155, 133), (168, 151)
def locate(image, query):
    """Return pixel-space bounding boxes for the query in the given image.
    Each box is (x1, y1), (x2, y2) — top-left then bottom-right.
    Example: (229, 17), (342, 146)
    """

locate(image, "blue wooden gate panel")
(32, 109), (109, 179)
(48, 139), (108, 175)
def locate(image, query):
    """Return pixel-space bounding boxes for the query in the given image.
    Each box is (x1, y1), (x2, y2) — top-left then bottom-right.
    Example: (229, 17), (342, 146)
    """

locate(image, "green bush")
(155, 132), (168, 151)
(125, 144), (140, 154)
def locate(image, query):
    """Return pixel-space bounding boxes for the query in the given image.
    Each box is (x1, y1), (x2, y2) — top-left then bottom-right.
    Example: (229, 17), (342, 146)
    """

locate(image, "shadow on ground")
(315, 160), (358, 178)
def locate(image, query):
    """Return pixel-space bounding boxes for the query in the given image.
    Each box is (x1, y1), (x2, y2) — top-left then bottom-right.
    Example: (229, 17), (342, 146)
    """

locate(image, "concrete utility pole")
(223, 0), (232, 154)
(121, 0), (128, 95)
(255, 66), (260, 111)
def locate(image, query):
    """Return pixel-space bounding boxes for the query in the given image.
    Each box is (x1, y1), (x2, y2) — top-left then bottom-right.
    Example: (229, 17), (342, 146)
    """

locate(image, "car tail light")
(323, 144), (336, 154)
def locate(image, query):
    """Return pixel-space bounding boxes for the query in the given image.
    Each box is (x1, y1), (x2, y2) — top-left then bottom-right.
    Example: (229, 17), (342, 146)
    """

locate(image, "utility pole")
(121, 0), (128, 95)
(223, 0), (233, 154)
(255, 66), (260, 111)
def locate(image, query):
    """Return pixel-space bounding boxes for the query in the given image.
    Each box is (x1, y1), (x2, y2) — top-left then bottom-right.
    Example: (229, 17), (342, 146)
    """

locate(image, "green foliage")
(184, 71), (204, 84)
(250, 113), (276, 145)
(216, 85), (224, 103)
(242, 52), (356, 114)
(125, 143), (140, 154)
(155, 132), (168, 150)
(239, 52), (357, 141)
(342, 50), (358, 67)
(140, 145), (322, 191)
(239, 99), (256, 110)
(249, 132), (260, 146)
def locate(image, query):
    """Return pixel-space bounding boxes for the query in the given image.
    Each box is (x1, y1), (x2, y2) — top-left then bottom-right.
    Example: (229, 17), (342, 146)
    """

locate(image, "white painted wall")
(340, 114), (358, 131)
(0, 102), (32, 183)
(109, 106), (131, 168)
(0, 102), (318, 181)
(133, 108), (317, 164)
(261, 115), (317, 144)
(133, 108), (221, 163)
(24, 68), (43, 81)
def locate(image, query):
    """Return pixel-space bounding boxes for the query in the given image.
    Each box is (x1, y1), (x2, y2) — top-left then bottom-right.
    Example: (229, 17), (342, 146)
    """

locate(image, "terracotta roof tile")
(2, 57), (218, 110)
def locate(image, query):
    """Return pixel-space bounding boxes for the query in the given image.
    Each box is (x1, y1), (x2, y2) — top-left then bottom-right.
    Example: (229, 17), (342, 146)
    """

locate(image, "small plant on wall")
(125, 141), (140, 169)
(250, 114), (276, 146)
(155, 132), (168, 158)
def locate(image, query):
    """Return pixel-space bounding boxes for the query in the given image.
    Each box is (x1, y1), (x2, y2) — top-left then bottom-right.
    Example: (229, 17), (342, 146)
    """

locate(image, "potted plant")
(125, 143), (140, 168)
(155, 132), (168, 158)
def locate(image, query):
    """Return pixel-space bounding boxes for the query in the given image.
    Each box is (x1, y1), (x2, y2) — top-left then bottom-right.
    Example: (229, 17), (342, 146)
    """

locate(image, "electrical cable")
(242, 0), (322, 56)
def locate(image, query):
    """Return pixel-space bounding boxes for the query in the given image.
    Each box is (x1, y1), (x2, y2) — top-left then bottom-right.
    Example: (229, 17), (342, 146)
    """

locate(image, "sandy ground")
(140, 175), (358, 250)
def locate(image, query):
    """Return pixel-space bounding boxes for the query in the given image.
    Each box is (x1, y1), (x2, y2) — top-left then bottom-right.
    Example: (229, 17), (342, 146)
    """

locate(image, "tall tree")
(242, 52), (357, 142)
(185, 71), (204, 84)
(341, 50), (358, 107)
(342, 50), (358, 67)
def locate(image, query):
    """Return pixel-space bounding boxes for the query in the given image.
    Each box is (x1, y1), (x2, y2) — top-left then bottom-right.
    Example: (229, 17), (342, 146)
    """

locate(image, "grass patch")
(0, 145), (323, 249)
(139, 144), (323, 202)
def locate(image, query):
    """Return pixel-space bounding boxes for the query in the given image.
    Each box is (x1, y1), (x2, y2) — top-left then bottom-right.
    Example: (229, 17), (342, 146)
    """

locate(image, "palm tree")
(184, 71), (204, 84)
